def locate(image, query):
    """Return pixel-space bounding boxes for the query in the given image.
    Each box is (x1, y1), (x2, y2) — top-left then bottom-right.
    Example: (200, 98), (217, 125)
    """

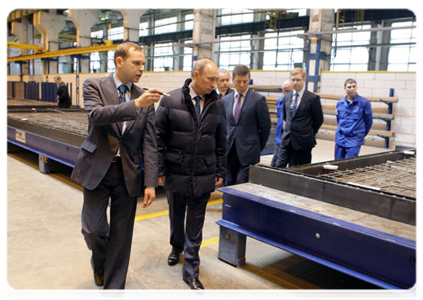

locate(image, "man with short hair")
(156, 59), (227, 290)
(216, 68), (234, 99)
(54, 75), (71, 108)
(71, 42), (163, 289)
(222, 64), (271, 185)
(270, 79), (293, 167)
(275, 68), (324, 167)
(335, 78), (373, 159)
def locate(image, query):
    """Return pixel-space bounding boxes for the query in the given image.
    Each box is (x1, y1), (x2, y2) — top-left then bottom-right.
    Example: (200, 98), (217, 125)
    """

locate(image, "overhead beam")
(7, 42), (117, 63)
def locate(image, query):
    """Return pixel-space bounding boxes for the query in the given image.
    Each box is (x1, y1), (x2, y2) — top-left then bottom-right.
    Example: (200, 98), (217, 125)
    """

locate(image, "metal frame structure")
(217, 150), (416, 289)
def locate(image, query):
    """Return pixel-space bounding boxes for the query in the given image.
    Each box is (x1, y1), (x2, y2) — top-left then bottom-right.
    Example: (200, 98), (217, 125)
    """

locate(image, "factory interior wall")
(7, 70), (416, 148)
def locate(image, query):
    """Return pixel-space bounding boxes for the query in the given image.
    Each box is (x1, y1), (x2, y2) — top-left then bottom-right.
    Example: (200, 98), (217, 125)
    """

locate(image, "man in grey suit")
(71, 42), (162, 289)
(275, 68), (324, 167)
(222, 64), (271, 185)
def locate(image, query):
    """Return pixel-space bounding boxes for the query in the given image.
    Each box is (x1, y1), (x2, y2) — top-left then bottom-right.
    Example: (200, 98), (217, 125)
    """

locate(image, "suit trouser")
(166, 190), (209, 280)
(270, 144), (281, 167)
(81, 159), (138, 289)
(226, 143), (250, 186)
(276, 142), (312, 168)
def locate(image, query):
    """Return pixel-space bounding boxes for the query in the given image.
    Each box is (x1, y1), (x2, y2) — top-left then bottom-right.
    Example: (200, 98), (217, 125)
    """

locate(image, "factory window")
(387, 21), (416, 72)
(155, 17), (177, 35)
(263, 30), (305, 70)
(91, 30), (103, 39)
(184, 14), (194, 30)
(107, 50), (115, 73)
(330, 25), (371, 71)
(90, 52), (101, 73)
(217, 34), (251, 70)
(139, 22), (149, 37)
(153, 42), (174, 71)
(183, 40), (193, 71)
(109, 26), (124, 41)
(220, 9), (254, 25)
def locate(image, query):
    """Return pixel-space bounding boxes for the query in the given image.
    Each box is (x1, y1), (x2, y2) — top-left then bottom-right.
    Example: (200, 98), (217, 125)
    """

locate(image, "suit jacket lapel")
(296, 90), (309, 114)
(123, 86), (144, 135)
(100, 75), (121, 135)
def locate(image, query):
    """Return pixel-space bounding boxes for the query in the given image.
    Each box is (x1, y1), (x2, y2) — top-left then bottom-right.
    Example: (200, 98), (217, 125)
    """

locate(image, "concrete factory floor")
(6, 140), (393, 297)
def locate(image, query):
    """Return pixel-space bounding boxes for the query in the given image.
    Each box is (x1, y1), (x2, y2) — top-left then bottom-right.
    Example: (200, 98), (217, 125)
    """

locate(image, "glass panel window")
(387, 21), (416, 71)
(183, 40), (193, 71)
(217, 35), (251, 70)
(220, 9), (254, 26)
(331, 25), (371, 71)
(90, 52), (101, 73)
(107, 50), (115, 73)
(184, 14), (193, 30)
(91, 30), (103, 39)
(139, 22), (149, 37)
(155, 17), (177, 35)
(109, 26), (124, 41)
(153, 42), (174, 71)
(263, 30), (305, 70)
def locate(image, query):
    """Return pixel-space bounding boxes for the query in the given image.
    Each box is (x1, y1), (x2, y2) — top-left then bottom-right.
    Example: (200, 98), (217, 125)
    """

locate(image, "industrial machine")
(217, 150), (416, 289)
(7, 106), (86, 172)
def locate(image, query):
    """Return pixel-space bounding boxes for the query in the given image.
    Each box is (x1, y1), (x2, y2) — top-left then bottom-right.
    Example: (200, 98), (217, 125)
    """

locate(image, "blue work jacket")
(335, 94), (373, 147)
(274, 95), (284, 145)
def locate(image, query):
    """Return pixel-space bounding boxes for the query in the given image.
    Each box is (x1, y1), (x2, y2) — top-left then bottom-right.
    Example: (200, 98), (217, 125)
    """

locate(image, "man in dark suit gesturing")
(275, 68), (324, 168)
(222, 65), (271, 185)
(71, 42), (162, 289)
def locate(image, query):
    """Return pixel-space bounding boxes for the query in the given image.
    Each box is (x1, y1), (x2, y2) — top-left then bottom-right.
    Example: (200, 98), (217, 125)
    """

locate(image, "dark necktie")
(219, 93), (222, 100)
(234, 93), (242, 123)
(118, 84), (128, 104)
(291, 93), (298, 118)
(118, 84), (128, 131)
(194, 96), (201, 122)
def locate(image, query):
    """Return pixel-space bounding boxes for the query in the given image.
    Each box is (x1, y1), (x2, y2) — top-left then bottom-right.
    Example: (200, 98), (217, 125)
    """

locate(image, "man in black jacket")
(156, 59), (227, 290)
(54, 76), (71, 108)
(275, 68), (324, 167)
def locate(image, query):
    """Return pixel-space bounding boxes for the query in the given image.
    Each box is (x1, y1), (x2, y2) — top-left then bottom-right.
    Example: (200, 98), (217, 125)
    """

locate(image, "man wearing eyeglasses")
(222, 64), (271, 185)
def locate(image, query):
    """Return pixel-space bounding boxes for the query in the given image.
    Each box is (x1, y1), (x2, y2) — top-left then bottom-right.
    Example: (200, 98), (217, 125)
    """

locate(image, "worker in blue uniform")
(335, 78), (373, 160)
(270, 79), (293, 167)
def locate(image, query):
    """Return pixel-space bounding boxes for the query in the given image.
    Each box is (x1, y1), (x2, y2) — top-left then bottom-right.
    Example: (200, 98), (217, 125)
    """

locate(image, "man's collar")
(235, 87), (249, 98)
(113, 72), (132, 91)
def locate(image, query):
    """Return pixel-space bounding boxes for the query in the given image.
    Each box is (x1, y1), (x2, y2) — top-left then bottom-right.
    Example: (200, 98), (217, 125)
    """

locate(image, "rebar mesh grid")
(318, 157), (416, 198)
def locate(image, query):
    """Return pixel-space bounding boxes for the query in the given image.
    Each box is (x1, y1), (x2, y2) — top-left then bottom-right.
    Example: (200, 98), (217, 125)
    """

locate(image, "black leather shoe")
(94, 270), (104, 287)
(183, 278), (204, 290)
(168, 251), (181, 266)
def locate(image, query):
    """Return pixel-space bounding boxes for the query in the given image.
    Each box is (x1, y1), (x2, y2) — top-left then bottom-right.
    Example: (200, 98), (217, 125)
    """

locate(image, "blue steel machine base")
(7, 126), (80, 171)
(217, 187), (415, 290)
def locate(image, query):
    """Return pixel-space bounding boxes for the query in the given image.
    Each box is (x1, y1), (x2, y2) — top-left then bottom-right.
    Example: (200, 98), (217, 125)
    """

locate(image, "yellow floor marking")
(200, 236), (219, 248)
(135, 198), (222, 221)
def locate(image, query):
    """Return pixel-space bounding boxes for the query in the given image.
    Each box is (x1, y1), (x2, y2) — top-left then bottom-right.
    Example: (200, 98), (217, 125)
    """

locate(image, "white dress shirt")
(232, 88), (249, 116)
